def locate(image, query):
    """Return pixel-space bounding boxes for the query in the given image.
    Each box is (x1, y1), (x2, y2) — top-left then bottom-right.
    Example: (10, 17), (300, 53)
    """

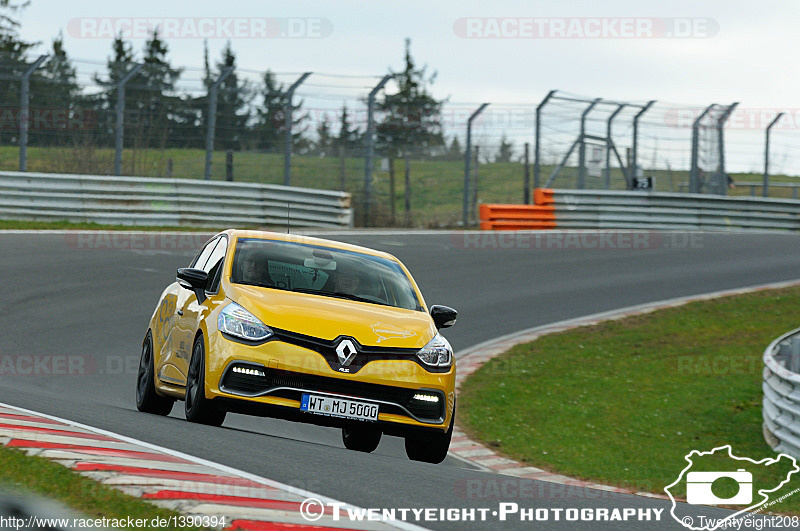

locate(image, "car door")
(160, 237), (220, 386)
(170, 236), (228, 384)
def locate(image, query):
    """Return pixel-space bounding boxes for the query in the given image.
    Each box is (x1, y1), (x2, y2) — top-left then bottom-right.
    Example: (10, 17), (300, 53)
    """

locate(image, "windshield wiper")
(328, 291), (390, 306)
(247, 284), (391, 307)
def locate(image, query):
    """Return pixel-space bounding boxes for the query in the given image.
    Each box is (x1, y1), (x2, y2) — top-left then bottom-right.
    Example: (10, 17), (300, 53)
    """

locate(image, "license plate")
(300, 394), (379, 421)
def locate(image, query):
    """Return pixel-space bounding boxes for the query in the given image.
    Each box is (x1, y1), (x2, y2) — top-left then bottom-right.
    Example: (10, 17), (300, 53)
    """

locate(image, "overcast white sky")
(12, 0), (800, 173)
(15, 0), (799, 106)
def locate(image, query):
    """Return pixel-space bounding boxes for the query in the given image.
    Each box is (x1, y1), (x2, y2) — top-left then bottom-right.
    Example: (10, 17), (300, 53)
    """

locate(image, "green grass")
(0, 446), (206, 529)
(4, 145), (799, 227)
(459, 286), (800, 513)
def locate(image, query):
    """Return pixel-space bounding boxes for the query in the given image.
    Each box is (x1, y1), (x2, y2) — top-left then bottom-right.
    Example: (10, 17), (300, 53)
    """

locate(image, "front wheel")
(342, 424), (382, 453)
(185, 335), (226, 427)
(404, 404), (454, 464)
(135, 332), (174, 416)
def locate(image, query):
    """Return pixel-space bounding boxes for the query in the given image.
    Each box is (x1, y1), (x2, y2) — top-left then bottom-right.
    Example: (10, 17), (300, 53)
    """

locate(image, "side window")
(191, 237), (219, 270)
(204, 237), (228, 292)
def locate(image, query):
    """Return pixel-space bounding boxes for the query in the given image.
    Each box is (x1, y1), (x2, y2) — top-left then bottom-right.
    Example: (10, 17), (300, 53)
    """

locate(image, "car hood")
(225, 284), (437, 349)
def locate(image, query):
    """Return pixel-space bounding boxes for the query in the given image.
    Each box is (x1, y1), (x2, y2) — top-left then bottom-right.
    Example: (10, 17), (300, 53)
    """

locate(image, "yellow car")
(136, 230), (458, 463)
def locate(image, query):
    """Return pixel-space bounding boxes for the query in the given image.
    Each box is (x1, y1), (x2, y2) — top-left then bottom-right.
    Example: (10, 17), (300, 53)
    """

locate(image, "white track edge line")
(0, 401), (427, 531)
(456, 278), (800, 361)
(448, 277), (800, 483)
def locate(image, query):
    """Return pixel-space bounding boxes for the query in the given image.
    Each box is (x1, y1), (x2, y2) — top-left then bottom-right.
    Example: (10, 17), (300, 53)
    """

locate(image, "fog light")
(232, 366), (265, 377)
(412, 393), (439, 402)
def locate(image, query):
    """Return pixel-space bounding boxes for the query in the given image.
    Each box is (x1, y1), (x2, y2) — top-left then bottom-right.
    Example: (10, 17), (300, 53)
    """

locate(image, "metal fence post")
(605, 104), (624, 189)
(577, 98), (600, 190)
(18, 55), (48, 172)
(113, 63), (144, 176)
(283, 72), (312, 186)
(523, 142), (531, 203)
(363, 74), (391, 227)
(630, 100), (655, 189)
(715, 102), (738, 196)
(463, 103), (489, 226)
(534, 90), (556, 191)
(204, 66), (233, 181)
(764, 113), (785, 197)
(471, 145), (480, 224)
(689, 104), (715, 193)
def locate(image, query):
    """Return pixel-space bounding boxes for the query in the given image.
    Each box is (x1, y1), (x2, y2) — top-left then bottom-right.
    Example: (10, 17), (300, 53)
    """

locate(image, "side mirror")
(177, 268), (208, 304)
(430, 305), (457, 329)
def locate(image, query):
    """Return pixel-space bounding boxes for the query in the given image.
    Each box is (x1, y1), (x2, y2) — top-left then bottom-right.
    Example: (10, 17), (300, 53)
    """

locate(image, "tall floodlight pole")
(689, 104), (716, 193)
(19, 54), (48, 172)
(363, 74), (392, 227)
(630, 100), (655, 189)
(534, 90), (556, 191)
(763, 113), (784, 197)
(283, 72), (312, 186)
(577, 99), (600, 190)
(113, 63), (144, 176)
(204, 67), (234, 181)
(715, 102), (738, 195)
(463, 103), (489, 226)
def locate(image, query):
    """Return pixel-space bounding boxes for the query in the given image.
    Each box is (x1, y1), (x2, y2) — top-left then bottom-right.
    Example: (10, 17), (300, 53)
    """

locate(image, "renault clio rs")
(136, 230), (458, 463)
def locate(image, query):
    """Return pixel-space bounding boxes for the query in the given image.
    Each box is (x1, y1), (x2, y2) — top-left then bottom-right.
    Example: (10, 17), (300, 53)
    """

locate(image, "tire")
(404, 403), (455, 464)
(342, 424), (382, 453)
(136, 332), (175, 416)
(185, 335), (226, 426)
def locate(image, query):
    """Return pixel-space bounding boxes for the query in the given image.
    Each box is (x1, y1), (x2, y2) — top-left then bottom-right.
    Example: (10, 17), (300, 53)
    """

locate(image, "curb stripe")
(0, 413), (66, 425)
(73, 463), (265, 487)
(6, 439), (189, 463)
(0, 403), (425, 531)
(228, 521), (360, 531)
(0, 423), (115, 441)
(143, 491), (333, 513)
(449, 277), (800, 500)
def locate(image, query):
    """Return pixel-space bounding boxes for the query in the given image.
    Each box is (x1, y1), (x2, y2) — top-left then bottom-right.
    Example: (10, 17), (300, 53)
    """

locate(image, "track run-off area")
(1, 229), (799, 530)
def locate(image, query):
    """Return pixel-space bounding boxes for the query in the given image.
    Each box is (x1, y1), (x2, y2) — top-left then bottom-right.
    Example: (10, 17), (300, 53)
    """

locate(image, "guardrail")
(479, 188), (800, 231)
(0, 171), (353, 228)
(763, 327), (800, 459)
(478, 204), (556, 230)
(679, 181), (800, 199)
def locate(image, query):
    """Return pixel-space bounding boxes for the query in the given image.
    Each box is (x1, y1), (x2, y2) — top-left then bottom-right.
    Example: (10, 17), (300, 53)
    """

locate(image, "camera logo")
(686, 469), (752, 505)
(665, 445), (799, 531)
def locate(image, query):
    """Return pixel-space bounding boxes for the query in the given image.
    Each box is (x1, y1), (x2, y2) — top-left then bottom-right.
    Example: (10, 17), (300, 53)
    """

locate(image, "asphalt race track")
(1, 230), (799, 530)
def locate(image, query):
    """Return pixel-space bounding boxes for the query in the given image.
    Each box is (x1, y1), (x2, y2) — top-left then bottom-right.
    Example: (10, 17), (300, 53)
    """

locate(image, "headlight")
(218, 303), (272, 342)
(416, 334), (453, 368)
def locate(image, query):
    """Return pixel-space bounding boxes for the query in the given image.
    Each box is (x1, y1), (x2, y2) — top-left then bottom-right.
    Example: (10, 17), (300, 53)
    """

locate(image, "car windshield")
(230, 238), (421, 311)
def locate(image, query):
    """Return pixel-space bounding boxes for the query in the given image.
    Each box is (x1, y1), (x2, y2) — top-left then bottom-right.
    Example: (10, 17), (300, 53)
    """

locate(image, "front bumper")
(205, 332), (456, 433)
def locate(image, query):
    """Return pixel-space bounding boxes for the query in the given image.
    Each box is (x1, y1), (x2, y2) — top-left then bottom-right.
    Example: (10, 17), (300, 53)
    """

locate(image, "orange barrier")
(533, 188), (555, 206)
(479, 202), (556, 231)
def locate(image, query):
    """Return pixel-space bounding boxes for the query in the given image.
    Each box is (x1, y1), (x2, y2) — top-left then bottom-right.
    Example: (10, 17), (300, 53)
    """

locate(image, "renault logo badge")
(336, 339), (358, 366)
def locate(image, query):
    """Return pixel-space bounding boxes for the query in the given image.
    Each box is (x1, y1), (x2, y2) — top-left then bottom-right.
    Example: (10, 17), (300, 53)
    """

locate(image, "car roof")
(221, 229), (401, 263)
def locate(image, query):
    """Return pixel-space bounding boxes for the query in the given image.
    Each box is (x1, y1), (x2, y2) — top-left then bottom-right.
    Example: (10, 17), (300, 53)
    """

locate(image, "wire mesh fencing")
(1, 51), (799, 228)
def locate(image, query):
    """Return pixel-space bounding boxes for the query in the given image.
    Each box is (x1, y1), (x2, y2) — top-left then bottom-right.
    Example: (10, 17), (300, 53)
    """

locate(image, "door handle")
(177, 310), (183, 316)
